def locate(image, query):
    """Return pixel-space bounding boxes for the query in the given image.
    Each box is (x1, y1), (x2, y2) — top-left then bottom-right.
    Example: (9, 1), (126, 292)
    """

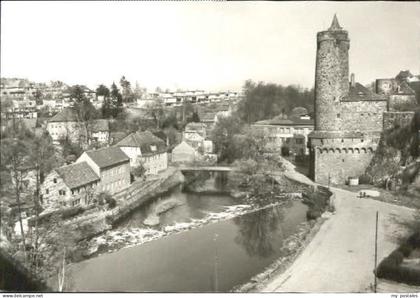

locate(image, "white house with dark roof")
(171, 141), (198, 164)
(116, 131), (168, 175)
(46, 107), (86, 144)
(40, 161), (100, 210)
(76, 146), (131, 194)
(252, 114), (315, 155)
(89, 119), (110, 145)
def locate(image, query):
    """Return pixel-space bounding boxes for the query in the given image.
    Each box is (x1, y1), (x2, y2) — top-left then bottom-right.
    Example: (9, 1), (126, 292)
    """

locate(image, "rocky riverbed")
(85, 204), (254, 257)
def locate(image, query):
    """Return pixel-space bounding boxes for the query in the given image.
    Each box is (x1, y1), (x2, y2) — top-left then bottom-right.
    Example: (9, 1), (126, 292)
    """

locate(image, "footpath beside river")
(261, 186), (417, 292)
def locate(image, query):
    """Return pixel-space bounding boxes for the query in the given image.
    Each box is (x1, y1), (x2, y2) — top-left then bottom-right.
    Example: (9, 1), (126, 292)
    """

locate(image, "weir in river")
(68, 172), (309, 292)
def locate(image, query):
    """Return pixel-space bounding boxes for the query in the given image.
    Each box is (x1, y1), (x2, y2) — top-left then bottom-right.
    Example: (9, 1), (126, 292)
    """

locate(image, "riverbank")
(233, 192), (333, 292)
(233, 215), (327, 292)
(261, 186), (416, 292)
(1, 168), (186, 291)
(230, 156), (332, 292)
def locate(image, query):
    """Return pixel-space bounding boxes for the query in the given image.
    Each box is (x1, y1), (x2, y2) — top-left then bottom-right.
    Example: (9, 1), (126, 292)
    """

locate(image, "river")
(68, 175), (308, 292)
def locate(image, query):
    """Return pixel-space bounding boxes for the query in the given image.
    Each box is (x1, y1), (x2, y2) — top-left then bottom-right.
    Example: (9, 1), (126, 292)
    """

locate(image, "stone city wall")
(338, 101), (387, 132)
(310, 136), (380, 184)
(383, 111), (415, 130)
(314, 146), (375, 184)
(388, 95), (417, 111)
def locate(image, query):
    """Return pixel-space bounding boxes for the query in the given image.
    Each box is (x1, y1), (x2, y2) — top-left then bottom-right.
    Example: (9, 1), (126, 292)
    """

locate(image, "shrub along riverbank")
(1, 168), (185, 291)
(377, 232), (420, 286)
(233, 185), (333, 292)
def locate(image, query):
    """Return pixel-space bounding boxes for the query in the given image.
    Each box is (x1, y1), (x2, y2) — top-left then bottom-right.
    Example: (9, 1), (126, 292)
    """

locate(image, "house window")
(46, 189), (49, 194)
(53, 178), (57, 183)
(337, 113), (340, 118)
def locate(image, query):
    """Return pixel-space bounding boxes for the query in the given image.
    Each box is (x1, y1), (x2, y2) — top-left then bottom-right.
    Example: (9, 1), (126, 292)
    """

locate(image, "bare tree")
(1, 138), (31, 262)
(145, 99), (166, 129)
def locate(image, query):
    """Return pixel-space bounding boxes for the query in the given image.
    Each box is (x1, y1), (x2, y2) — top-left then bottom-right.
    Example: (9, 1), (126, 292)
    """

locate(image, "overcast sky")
(1, 1), (419, 92)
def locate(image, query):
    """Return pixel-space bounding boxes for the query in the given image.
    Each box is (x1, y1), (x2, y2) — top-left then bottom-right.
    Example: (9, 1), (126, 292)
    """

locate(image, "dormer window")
(150, 145), (157, 152)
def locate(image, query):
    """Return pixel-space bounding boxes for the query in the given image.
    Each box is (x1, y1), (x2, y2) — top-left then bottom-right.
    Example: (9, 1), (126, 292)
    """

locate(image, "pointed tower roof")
(329, 14), (343, 31)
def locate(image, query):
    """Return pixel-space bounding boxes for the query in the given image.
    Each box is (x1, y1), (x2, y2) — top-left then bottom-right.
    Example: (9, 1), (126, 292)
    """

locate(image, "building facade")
(116, 131), (168, 175)
(376, 78), (417, 111)
(1, 99), (38, 120)
(89, 119), (110, 145)
(40, 162), (100, 210)
(171, 141), (198, 164)
(46, 108), (86, 144)
(76, 146), (131, 194)
(252, 114), (314, 155)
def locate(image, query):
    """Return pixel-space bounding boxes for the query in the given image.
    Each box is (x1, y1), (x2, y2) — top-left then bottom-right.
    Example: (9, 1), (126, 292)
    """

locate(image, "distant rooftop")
(90, 119), (109, 132)
(116, 131), (167, 155)
(343, 82), (387, 102)
(85, 146), (129, 169)
(48, 107), (79, 122)
(254, 115), (314, 126)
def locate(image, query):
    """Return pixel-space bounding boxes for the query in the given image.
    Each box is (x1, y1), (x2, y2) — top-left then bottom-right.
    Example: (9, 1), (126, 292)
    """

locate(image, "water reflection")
(233, 202), (292, 258)
(116, 183), (236, 230)
(69, 200), (307, 292)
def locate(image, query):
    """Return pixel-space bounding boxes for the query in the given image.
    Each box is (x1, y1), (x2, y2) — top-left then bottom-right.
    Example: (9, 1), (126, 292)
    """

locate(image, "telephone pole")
(374, 211), (379, 293)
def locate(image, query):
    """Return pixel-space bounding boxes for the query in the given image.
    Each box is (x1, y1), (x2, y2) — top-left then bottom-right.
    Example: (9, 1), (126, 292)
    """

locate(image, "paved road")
(262, 187), (416, 293)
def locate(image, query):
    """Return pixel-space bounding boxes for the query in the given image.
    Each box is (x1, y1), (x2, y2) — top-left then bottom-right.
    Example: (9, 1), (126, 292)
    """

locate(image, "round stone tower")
(314, 14), (350, 131)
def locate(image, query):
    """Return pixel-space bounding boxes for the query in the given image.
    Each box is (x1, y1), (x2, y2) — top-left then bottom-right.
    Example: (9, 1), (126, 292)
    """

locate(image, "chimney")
(350, 73), (355, 87)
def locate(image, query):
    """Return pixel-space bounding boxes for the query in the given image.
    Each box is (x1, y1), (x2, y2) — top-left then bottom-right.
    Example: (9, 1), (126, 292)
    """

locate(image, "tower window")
(337, 113), (340, 118)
